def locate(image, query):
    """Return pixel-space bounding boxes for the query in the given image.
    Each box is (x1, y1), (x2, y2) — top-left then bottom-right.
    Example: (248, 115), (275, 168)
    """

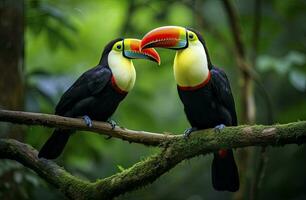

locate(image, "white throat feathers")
(174, 40), (209, 87)
(108, 50), (136, 92)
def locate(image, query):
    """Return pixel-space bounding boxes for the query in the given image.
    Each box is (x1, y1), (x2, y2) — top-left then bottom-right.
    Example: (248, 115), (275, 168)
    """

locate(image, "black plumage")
(178, 67), (237, 129)
(38, 38), (127, 159)
(178, 30), (239, 192)
(178, 67), (239, 192)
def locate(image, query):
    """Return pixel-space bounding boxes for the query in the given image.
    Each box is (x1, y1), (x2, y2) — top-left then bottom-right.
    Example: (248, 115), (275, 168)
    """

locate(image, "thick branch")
(0, 109), (177, 146)
(0, 139), (95, 199)
(0, 115), (305, 199)
(96, 121), (306, 199)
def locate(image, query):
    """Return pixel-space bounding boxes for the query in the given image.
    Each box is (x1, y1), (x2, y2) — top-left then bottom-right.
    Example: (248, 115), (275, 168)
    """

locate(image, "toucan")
(140, 26), (239, 192)
(38, 38), (160, 159)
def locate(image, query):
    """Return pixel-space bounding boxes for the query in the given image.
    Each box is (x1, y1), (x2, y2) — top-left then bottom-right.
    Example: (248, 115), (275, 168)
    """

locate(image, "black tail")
(38, 129), (72, 159)
(211, 149), (239, 192)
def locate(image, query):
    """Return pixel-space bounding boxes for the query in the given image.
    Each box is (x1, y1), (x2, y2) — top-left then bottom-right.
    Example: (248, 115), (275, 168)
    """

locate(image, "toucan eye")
(113, 41), (123, 51)
(188, 32), (196, 41)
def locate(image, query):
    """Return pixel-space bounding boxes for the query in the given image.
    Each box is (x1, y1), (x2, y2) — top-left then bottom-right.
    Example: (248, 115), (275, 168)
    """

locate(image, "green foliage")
(26, 0), (78, 50)
(258, 51), (306, 91)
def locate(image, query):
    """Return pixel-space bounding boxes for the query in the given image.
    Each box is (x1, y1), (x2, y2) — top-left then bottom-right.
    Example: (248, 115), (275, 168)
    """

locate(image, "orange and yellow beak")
(140, 26), (188, 50)
(123, 39), (160, 65)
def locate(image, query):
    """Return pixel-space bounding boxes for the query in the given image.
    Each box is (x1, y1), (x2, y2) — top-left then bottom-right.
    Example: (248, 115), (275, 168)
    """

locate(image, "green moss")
(1, 121), (305, 200)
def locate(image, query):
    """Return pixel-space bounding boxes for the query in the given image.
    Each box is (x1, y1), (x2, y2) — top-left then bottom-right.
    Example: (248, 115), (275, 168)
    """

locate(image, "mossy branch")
(0, 109), (177, 146)
(0, 110), (305, 199)
(0, 139), (95, 199)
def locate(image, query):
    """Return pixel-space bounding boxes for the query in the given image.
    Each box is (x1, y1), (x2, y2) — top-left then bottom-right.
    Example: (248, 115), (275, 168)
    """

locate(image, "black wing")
(210, 66), (237, 126)
(55, 66), (112, 115)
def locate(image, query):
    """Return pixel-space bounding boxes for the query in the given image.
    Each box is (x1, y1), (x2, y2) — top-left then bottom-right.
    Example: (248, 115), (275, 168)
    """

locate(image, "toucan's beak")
(140, 26), (187, 50)
(123, 39), (160, 65)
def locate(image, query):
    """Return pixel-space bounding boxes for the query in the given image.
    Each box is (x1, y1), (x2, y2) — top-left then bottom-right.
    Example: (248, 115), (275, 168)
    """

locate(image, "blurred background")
(0, 0), (305, 199)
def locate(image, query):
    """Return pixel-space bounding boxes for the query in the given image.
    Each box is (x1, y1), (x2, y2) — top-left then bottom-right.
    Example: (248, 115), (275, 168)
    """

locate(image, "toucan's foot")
(214, 124), (226, 133)
(107, 119), (117, 130)
(83, 115), (93, 128)
(183, 127), (198, 139)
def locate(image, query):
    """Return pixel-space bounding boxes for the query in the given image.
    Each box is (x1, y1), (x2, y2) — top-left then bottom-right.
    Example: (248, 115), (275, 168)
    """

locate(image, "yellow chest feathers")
(108, 50), (136, 92)
(174, 41), (209, 87)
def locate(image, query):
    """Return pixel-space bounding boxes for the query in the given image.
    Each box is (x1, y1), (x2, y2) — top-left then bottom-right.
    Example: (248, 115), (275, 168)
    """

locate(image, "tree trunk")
(0, 0), (24, 137)
(0, 1), (25, 199)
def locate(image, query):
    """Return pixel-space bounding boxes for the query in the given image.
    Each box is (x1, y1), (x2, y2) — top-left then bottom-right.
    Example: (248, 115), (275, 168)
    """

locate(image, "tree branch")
(92, 121), (306, 199)
(0, 110), (305, 199)
(0, 109), (177, 146)
(0, 139), (96, 199)
(222, 0), (256, 124)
